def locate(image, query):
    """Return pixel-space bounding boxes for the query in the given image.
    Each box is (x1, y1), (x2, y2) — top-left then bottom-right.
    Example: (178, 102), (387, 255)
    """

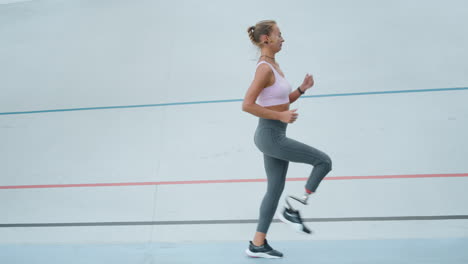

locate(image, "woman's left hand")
(300, 74), (314, 91)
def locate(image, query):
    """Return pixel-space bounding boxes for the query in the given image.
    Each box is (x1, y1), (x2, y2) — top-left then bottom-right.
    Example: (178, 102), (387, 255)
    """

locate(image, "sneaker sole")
(245, 249), (282, 259)
(278, 212), (312, 235)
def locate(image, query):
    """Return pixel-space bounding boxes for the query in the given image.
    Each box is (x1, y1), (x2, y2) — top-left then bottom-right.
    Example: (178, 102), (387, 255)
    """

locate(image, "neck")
(260, 49), (276, 61)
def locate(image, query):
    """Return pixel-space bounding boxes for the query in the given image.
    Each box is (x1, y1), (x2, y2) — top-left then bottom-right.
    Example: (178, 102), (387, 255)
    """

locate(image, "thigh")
(274, 137), (331, 166)
(255, 127), (330, 166)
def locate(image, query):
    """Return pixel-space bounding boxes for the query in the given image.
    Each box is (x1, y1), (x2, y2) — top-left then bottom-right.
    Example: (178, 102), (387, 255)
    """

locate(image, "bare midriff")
(265, 102), (289, 112)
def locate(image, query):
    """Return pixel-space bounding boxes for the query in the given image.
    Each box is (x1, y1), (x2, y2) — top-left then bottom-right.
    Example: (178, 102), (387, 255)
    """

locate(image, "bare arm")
(289, 74), (314, 104)
(289, 87), (303, 104)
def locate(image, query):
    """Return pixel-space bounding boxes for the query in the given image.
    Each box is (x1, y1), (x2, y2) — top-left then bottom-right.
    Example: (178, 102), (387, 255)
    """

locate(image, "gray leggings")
(254, 117), (332, 234)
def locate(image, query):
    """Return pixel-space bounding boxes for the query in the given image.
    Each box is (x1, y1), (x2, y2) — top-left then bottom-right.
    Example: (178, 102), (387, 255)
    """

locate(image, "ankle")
(252, 239), (265, 247)
(303, 190), (315, 201)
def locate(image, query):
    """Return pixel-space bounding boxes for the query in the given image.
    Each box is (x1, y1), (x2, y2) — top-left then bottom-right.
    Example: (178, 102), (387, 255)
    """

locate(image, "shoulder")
(255, 62), (273, 77)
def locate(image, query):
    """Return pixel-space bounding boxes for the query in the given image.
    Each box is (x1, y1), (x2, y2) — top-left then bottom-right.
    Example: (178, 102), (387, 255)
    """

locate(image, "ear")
(260, 34), (269, 44)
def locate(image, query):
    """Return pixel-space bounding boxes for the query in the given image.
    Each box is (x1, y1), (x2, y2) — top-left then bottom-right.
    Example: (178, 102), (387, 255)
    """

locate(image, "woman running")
(243, 20), (332, 258)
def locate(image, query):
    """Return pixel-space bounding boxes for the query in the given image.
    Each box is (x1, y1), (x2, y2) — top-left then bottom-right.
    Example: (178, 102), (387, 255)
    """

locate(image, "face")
(267, 25), (285, 52)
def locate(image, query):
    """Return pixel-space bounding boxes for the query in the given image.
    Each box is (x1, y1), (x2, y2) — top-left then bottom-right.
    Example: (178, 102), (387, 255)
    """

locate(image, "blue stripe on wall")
(1, 87), (467, 116)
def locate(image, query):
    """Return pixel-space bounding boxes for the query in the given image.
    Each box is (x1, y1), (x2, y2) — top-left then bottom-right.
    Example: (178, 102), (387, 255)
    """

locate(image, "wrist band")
(297, 87), (305, 94)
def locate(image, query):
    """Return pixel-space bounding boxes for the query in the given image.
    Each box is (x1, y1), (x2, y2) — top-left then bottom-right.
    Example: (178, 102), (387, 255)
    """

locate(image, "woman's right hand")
(279, 109), (298, 123)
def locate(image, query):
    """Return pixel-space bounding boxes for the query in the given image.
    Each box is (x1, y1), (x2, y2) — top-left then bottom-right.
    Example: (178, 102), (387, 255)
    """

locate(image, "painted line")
(0, 87), (467, 116)
(302, 87), (468, 98)
(1, 173), (467, 190)
(1, 215), (467, 228)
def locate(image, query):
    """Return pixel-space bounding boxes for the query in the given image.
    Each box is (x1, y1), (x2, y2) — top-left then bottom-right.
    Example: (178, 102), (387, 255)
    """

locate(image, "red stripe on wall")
(0, 173), (467, 190)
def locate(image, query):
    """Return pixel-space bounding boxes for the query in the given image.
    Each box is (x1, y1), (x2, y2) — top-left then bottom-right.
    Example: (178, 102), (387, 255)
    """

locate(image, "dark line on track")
(1, 215), (467, 228)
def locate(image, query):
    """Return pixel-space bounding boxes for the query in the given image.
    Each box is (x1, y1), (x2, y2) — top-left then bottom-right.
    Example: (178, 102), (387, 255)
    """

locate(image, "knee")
(321, 155), (332, 172)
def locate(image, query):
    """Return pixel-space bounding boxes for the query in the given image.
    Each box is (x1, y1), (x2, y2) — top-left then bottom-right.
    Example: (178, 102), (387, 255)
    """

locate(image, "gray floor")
(1, 238), (468, 264)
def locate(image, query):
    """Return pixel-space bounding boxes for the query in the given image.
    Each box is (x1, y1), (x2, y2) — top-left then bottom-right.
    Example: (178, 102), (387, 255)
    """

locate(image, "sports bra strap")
(256, 61), (279, 76)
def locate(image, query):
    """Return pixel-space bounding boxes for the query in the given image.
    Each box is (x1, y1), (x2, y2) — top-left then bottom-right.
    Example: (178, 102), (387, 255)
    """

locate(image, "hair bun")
(247, 20), (276, 47)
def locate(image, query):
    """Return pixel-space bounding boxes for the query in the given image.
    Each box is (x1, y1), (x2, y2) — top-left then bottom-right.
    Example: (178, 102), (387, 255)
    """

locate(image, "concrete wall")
(1, 0), (467, 244)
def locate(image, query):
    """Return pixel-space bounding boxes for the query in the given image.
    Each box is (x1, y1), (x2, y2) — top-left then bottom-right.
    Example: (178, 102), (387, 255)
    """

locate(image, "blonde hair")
(247, 20), (277, 47)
